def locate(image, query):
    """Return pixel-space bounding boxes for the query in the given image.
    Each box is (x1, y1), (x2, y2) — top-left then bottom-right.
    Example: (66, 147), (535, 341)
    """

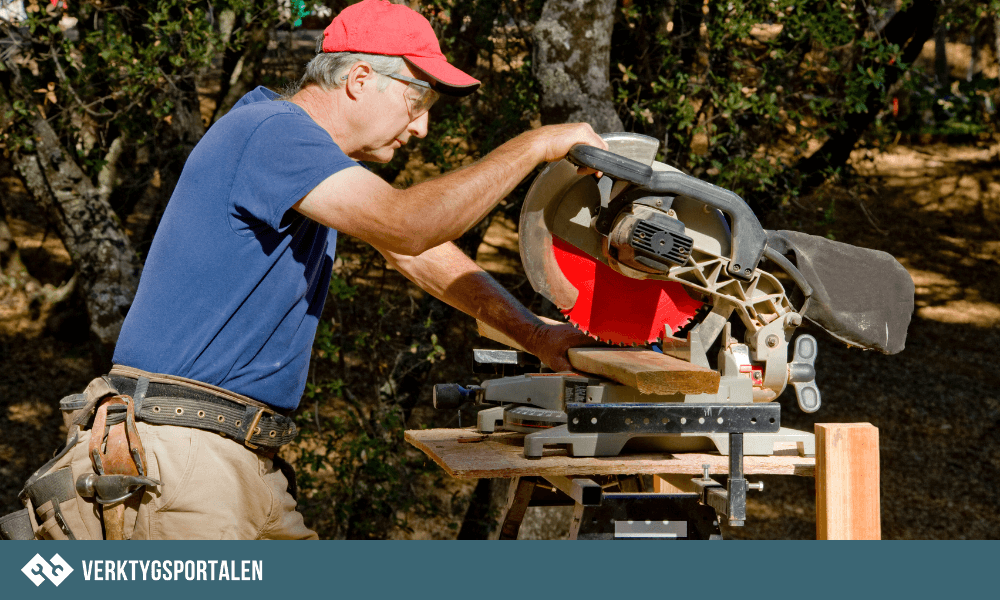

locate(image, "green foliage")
(292, 396), (436, 539)
(289, 256), (461, 539)
(608, 0), (969, 214)
(422, 0), (545, 154)
(893, 72), (997, 137)
(0, 1), (291, 167)
(881, 2), (999, 139)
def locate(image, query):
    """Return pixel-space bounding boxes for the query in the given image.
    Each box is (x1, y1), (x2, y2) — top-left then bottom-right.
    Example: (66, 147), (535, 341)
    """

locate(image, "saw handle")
(568, 144), (653, 184)
(646, 171), (767, 281)
(567, 145), (767, 281)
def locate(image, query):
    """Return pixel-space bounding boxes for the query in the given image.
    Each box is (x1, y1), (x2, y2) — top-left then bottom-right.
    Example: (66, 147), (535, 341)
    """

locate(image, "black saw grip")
(568, 144), (654, 183)
(567, 144), (767, 280)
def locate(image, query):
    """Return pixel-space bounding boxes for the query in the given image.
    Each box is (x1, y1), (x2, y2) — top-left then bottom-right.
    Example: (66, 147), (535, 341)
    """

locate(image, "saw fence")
(406, 421), (879, 540)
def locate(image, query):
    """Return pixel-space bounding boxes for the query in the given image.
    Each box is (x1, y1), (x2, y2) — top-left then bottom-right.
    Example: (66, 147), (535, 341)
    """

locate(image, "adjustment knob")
(788, 334), (821, 413)
(433, 384), (481, 410)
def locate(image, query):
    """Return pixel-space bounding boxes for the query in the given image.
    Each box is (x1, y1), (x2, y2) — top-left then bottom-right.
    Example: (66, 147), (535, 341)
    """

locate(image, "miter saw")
(434, 132), (913, 468)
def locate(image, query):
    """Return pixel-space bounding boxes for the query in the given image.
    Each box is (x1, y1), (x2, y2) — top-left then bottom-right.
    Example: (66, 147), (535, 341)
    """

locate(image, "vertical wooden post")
(815, 423), (881, 540)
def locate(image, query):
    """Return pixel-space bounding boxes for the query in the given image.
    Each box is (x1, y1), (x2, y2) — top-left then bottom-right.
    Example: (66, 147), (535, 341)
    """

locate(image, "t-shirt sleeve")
(228, 108), (359, 232)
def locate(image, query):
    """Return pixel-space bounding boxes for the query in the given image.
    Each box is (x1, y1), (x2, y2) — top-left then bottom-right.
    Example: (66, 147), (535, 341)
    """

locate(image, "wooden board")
(476, 320), (720, 395)
(405, 428), (815, 480)
(815, 423), (881, 540)
(566, 347), (719, 395)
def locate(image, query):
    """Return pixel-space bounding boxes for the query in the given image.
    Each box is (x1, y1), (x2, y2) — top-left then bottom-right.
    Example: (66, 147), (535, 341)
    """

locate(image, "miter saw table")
(411, 132), (909, 539)
(404, 422), (880, 539)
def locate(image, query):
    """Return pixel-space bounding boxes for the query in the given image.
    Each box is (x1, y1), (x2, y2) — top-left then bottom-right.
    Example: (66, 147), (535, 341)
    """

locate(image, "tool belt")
(1, 366), (298, 540)
(73, 365), (299, 451)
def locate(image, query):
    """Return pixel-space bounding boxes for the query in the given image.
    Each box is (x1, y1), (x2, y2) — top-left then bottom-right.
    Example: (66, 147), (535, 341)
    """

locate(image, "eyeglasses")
(339, 69), (440, 118)
(379, 72), (440, 118)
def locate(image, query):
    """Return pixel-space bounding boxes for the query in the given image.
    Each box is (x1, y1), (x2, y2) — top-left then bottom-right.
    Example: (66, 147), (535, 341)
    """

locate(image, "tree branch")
(791, 0), (939, 196)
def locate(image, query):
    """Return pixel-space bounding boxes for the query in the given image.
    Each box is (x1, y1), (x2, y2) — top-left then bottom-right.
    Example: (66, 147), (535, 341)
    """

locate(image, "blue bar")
(0, 541), (993, 600)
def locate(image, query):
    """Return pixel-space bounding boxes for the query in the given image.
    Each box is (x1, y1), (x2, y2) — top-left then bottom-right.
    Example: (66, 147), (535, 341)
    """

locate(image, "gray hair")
(284, 51), (405, 97)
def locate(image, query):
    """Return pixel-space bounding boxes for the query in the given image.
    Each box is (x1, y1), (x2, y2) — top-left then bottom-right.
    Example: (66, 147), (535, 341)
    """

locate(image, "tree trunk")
(672, 0), (704, 72)
(1, 91), (141, 370)
(533, 0), (623, 133)
(210, 27), (272, 124)
(793, 0), (938, 196)
(0, 212), (15, 270)
(935, 23), (948, 86)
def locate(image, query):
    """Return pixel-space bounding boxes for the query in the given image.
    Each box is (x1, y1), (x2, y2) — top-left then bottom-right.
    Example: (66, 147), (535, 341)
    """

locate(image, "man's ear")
(344, 62), (376, 100)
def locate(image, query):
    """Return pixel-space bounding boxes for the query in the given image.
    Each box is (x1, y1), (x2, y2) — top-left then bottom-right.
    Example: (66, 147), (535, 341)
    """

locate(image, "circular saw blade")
(519, 133), (721, 345)
(551, 235), (704, 345)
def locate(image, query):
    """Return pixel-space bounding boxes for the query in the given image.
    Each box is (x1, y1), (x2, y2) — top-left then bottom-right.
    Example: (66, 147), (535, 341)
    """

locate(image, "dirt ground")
(2, 138), (999, 539)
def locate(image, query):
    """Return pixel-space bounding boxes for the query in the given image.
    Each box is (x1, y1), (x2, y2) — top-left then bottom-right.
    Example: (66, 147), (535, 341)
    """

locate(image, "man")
(1, 0), (605, 540)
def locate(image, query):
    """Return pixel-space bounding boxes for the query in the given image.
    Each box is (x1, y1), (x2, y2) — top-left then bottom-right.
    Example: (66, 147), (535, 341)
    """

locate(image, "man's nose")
(408, 110), (429, 139)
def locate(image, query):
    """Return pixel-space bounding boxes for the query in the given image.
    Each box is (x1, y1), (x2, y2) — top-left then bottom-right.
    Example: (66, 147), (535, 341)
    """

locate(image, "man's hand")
(524, 123), (610, 166)
(525, 321), (602, 372)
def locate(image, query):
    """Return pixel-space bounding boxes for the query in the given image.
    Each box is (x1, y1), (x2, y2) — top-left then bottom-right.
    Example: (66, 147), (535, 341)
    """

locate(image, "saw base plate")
(522, 425), (815, 459)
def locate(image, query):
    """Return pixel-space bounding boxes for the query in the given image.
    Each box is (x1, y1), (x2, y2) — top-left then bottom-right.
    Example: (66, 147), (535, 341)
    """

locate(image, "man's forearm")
(392, 134), (546, 253)
(296, 124), (606, 258)
(380, 242), (544, 349)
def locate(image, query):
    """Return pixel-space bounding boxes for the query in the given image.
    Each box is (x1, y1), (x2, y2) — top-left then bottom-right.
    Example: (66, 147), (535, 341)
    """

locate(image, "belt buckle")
(243, 407), (266, 450)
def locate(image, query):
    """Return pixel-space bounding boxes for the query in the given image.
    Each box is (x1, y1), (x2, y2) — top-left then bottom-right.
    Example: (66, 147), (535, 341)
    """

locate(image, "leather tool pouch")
(0, 508), (34, 540)
(3, 375), (124, 540)
(24, 468), (83, 540)
(5, 368), (288, 539)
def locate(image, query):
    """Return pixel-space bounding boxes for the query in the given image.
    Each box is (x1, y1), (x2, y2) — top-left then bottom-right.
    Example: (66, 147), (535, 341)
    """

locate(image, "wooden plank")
(543, 476), (603, 505)
(405, 428), (814, 480)
(476, 319), (720, 395)
(815, 423), (881, 540)
(566, 347), (719, 395)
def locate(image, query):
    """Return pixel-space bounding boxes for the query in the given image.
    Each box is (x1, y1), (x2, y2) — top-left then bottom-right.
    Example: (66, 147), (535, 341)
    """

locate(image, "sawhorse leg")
(494, 477), (537, 540)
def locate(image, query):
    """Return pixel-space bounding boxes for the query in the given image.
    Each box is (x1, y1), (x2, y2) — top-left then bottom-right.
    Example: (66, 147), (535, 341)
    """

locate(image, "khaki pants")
(29, 423), (317, 540)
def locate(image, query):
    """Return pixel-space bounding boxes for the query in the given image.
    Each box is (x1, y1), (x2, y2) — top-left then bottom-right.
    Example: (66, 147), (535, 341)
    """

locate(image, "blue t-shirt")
(113, 87), (359, 410)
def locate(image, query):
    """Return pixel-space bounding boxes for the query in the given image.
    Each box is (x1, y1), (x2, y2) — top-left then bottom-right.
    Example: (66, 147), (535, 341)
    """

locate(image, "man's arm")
(377, 241), (594, 372)
(294, 124), (607, 256)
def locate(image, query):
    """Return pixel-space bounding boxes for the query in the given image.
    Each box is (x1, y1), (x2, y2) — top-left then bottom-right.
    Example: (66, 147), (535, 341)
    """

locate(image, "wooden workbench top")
(405, 428), (815, 480)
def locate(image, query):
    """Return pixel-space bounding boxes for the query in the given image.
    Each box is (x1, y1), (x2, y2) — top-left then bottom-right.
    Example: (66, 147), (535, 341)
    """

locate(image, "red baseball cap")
(322, 0), (480, 96)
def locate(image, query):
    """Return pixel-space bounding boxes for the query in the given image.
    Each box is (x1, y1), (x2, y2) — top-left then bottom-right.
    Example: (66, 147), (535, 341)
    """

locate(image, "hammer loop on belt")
(88, 394), (153, 540)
